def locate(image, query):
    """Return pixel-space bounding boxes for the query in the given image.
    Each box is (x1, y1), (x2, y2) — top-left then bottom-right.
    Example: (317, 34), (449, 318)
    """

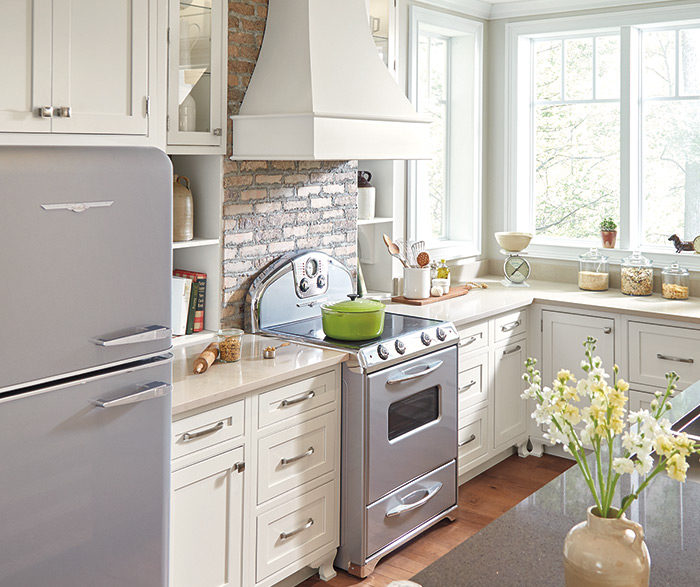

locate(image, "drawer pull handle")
(182, 421), (224, 442)
(280, 447), (315, 466)
(280, 518), (314, 540)
(387, 360), (443, 385)
(657, 353), (694, 365)
(280, 390), (316, 408)
(603, 327), (612, 334)
(503, 345), (522, 356)
(501, 320), (521, 332)
(95, 381), (170, 409)
(385, 482), (443, 518)
(459, 336), (477, 347)
(459, 434), (477, 447)
(459, 380), (477, 393)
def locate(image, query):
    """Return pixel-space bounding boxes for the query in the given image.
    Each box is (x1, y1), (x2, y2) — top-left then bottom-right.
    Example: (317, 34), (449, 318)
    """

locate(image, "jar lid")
(322, 296), (385, 313)
(579, 247), (608, 262)
(662, 262), (689, 276)
(622, 250), (652, 267)
(218, 328), (244, 337)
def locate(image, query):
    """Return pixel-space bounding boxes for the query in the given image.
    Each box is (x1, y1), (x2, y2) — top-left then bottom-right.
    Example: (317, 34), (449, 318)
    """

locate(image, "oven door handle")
(385, 482), (443, 518)
(386, 360), (444, 385)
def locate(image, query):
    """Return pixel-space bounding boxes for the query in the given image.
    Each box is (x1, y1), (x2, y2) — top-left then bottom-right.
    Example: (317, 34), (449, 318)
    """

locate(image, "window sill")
(426, 240), (480, 262)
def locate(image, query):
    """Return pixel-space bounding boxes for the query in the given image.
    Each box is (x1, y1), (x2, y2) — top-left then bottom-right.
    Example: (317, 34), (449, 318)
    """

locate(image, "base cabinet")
(171, 445), (244, 587)
(493, 337), (528, 451)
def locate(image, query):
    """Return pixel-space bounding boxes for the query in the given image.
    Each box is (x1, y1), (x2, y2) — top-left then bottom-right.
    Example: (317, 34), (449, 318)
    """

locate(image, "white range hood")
(230, 0), (430, 160)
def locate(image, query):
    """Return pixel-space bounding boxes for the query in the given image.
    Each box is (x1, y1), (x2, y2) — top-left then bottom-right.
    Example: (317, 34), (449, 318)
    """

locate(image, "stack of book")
(171, 269), (207, 336)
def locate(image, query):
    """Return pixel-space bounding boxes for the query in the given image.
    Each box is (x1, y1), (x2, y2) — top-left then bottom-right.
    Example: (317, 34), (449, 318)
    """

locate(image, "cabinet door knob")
(56, 106), (72, 118)
(603, 327), (612, 334)
(213, 128), (222, 136)
(39, 106), (54, 118)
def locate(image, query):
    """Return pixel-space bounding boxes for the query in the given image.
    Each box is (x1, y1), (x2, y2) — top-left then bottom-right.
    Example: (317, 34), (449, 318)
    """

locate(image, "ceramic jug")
(357, 170), (376, 220)
(173, 175), (194, 242)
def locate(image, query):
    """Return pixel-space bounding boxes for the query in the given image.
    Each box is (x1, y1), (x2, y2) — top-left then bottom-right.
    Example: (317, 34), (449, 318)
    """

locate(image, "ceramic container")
(404, 267), (430, 299)
(494, 232), (533, 252)
(173, 175), (194, 241)
(320, 296), (385, 340)
(357, 170), (376, 220)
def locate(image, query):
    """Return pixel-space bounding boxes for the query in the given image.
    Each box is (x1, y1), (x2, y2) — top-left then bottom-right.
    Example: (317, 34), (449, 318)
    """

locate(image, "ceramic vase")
(564, 506), (650, 587)
(601, 230), (617, 249)
(173, 175), (194, 242)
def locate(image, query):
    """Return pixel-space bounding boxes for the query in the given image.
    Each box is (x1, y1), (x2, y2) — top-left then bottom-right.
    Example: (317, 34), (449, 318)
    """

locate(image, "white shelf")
(173, 237), (220, 249)
(358, 216), (393, 227)
(172, 330), (216, 348)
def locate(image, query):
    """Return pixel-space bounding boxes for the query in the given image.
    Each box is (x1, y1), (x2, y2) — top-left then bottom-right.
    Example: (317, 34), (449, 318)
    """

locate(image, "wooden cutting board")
(391, 285), (470, 306)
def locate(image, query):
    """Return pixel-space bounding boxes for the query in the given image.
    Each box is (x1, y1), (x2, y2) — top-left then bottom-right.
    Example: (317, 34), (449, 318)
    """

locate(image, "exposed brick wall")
(223, 1), (358, 329)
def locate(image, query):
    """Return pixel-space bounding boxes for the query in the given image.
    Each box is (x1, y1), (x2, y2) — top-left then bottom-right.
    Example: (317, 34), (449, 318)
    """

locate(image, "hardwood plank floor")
(298, 454), (574, 587)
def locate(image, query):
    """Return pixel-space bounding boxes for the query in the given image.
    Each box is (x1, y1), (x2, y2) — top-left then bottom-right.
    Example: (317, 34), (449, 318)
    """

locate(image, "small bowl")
(494, 232), (533, 252)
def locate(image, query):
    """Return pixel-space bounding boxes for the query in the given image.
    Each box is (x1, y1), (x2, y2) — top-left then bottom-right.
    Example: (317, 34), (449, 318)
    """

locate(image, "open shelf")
(358, 216), (393, 226)
(173, 237), (220, 249)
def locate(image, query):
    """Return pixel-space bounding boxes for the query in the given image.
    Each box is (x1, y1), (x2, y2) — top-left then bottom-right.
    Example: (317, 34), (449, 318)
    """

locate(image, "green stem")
(617, 456), (672, 518)
(594, 436), (608, 516)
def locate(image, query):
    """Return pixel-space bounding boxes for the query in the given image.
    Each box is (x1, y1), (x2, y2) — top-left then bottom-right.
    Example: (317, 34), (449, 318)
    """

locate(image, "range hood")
(230, 0), (430, 160)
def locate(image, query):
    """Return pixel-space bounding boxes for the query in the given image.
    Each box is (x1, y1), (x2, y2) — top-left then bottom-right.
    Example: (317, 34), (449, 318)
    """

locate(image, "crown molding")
(490, 0), (678, 20)
(420, 0), (492, 20)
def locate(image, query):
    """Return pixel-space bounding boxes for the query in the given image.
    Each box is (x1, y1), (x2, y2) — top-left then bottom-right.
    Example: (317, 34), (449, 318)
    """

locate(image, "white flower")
(613, 458), (636, 475)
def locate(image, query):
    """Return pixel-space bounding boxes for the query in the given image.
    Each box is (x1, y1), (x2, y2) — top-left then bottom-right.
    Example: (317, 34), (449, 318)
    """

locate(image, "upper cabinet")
(166, 0), (227, 154)
(0, 0), (154, 140)
(368, 0), (396, 76)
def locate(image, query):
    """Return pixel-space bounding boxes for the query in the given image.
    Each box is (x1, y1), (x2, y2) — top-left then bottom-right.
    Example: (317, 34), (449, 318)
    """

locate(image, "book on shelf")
(185, 281), (199, 335)
(173, 269), (207, 332)
(171, 276), (192, 336)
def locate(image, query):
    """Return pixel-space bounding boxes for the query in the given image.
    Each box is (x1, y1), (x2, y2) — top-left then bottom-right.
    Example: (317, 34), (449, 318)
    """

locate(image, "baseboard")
(458, 447), (516, 486)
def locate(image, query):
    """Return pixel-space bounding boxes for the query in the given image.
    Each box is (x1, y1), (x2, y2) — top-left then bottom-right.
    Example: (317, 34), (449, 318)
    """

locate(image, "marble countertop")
(384, 276), (700, 328)
(171, 334), (348, 417)
(413, 380), (700, 586)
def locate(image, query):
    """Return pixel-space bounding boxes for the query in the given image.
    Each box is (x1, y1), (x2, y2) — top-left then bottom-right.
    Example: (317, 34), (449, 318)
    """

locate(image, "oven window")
(388, 387), (440, 441)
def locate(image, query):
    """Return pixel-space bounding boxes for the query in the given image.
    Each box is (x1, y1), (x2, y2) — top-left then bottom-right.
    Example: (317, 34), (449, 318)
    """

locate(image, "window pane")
(643, 30), (676, 98)
(565, 38), (593, 100)
(596, 35), (620, 99)
(680, 28), (700, 96)
(535, 40), (562, 101)
(534, 103), (620, 239)
(642, 100), (700, 245)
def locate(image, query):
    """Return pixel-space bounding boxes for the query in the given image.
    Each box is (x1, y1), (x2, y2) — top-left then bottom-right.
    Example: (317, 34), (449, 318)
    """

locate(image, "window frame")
(407, 5), (483, 261)
(506, 4), (700, 270)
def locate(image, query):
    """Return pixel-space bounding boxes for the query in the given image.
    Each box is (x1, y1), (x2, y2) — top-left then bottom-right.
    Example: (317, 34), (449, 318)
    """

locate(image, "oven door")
(366, 346), (457, 504)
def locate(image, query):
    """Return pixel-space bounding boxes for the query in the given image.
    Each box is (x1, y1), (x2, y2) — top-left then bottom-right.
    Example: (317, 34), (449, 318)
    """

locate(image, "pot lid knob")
(347, 293), (359, 301)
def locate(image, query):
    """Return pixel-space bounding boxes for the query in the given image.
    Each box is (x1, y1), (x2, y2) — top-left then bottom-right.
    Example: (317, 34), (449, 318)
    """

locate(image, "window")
(508, 6), (700, 264)
(408, 7), (482, 259)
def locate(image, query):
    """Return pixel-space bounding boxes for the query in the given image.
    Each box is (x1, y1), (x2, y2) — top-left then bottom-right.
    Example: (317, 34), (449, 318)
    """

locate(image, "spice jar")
(621, 251), (653, 296)
(661, 262), (689, 300)
(578, 248), (609, 291)
(217, 328), (243, 362)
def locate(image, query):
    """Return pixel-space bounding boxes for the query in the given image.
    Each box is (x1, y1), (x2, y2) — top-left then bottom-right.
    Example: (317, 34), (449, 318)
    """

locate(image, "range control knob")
(316, 274), (326, 289)
(395, 340), (406, 355)
(436, 327), (447, 342)
(377, 345), (390, 360)
(299, 278), (310, 293)
(420, 332), (432, 346)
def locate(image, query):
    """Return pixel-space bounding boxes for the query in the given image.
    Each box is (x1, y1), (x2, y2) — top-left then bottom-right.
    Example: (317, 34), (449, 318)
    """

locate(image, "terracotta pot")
(601, 230), (617, 249)
(564, 506), (650, 587)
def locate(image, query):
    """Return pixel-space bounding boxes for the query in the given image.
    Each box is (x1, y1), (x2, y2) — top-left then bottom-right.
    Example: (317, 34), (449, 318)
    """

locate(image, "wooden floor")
(299, 454), (574, 587)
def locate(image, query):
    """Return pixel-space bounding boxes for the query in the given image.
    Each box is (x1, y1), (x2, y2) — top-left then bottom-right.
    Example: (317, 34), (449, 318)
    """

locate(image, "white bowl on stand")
(494, 232), (533, 253)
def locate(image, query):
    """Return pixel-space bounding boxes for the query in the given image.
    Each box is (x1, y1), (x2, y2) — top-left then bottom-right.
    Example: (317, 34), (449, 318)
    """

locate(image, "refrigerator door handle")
(95, 381), (171, 409)
(91, 325), (171, 347)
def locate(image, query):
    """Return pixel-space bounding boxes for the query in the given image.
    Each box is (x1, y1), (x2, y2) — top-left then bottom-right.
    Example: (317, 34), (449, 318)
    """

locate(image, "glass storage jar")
(620, 251), (653, 296)
(217, 328), (243, 362)
(661, 262), (689, 300)
(578, 248), (609, 291)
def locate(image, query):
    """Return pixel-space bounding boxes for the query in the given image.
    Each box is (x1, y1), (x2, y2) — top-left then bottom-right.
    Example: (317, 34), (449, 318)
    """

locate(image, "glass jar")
(620, 251), (653, 296)
(578, 248), (609, 291)
(217, 328), (244, 362)
(661, 262), (689, 300)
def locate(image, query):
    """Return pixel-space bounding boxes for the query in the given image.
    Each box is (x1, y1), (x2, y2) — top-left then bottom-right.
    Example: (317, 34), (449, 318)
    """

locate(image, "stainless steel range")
(247, 251), (459, 577)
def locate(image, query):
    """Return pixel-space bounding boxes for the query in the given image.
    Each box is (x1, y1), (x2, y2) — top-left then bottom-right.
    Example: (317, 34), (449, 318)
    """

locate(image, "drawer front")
(629, 321), (700, 390)
(458, 351), (488, 411)
(256, 482), (336, 582)
(493, 310), (528, 344)
(366, 460), (456, 558)
(172, 399), (245, 461)
(457, 320), (488, 356)
(458, 407), (489, 476)
(257, 411), (336, 505)
(258, 371), (337, 430)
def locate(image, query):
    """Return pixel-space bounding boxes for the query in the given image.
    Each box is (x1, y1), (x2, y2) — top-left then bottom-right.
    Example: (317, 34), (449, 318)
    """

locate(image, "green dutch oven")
(320, 295), (385, 341)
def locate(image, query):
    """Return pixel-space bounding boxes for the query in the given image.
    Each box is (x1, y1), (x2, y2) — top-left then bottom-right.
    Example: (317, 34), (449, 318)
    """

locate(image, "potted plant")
(600, 217), (617, 249)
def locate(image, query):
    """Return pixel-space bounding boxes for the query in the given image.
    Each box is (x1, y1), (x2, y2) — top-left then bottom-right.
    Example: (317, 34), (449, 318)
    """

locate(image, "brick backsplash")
(223, 0), (358, 329)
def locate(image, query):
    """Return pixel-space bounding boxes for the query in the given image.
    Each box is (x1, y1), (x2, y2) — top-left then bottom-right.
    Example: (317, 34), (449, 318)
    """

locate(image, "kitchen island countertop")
(171, 334), (348, 417)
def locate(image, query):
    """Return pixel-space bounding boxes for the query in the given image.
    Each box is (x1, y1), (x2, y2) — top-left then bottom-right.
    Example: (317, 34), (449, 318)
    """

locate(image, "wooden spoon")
(416, 251), (430, 268)
(382, 234), (409, 268)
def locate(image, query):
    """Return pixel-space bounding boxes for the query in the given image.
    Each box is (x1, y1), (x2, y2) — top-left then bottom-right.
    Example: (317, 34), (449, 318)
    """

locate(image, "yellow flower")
(667, 453), (689, 482)
(655, 435), (676, 457)
(673, 433), (695, 458)
(557, 369), (576, 384)
(616, 378), (630, 393)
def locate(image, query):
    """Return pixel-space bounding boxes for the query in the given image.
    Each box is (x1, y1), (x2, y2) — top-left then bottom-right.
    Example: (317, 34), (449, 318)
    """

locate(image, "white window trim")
(505, 3), (700, 271)
(407, 5), (483, 261)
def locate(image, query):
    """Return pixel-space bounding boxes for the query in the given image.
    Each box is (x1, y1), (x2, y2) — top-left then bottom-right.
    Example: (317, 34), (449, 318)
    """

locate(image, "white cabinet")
(171, 444), (245, 587)
(0, 0), (152, 138)
(167, 0), (227, 153)
(493, 337), (528, 451)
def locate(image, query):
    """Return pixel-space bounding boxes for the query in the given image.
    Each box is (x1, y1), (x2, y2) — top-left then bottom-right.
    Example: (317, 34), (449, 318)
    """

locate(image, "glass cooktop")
(264, 312), (445, 351)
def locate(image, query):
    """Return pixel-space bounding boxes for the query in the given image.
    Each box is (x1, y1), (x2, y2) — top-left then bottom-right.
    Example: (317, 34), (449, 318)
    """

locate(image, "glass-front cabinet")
(368, 0), (397, 76)
(167, 0), (226, 152)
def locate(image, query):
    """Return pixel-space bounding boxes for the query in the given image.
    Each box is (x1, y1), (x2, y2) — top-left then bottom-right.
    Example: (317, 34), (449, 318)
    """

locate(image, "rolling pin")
(193, 343), (219, 374)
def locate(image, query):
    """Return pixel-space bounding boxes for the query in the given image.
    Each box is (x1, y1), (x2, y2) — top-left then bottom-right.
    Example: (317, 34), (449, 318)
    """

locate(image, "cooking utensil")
(465, 281), (489, 289)
(382, 234), (409, 268)
(263, 342), (290, 359)
(193, 342), (219, 374)
(320, 294), (385, 340)
(411, 240), (425, 263)
(395, 238), (415, 267)
(417, 251), (430, 267)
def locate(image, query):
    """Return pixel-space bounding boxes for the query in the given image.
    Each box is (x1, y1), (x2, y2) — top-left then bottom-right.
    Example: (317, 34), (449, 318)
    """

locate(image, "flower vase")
(564, 506), (650, 587)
